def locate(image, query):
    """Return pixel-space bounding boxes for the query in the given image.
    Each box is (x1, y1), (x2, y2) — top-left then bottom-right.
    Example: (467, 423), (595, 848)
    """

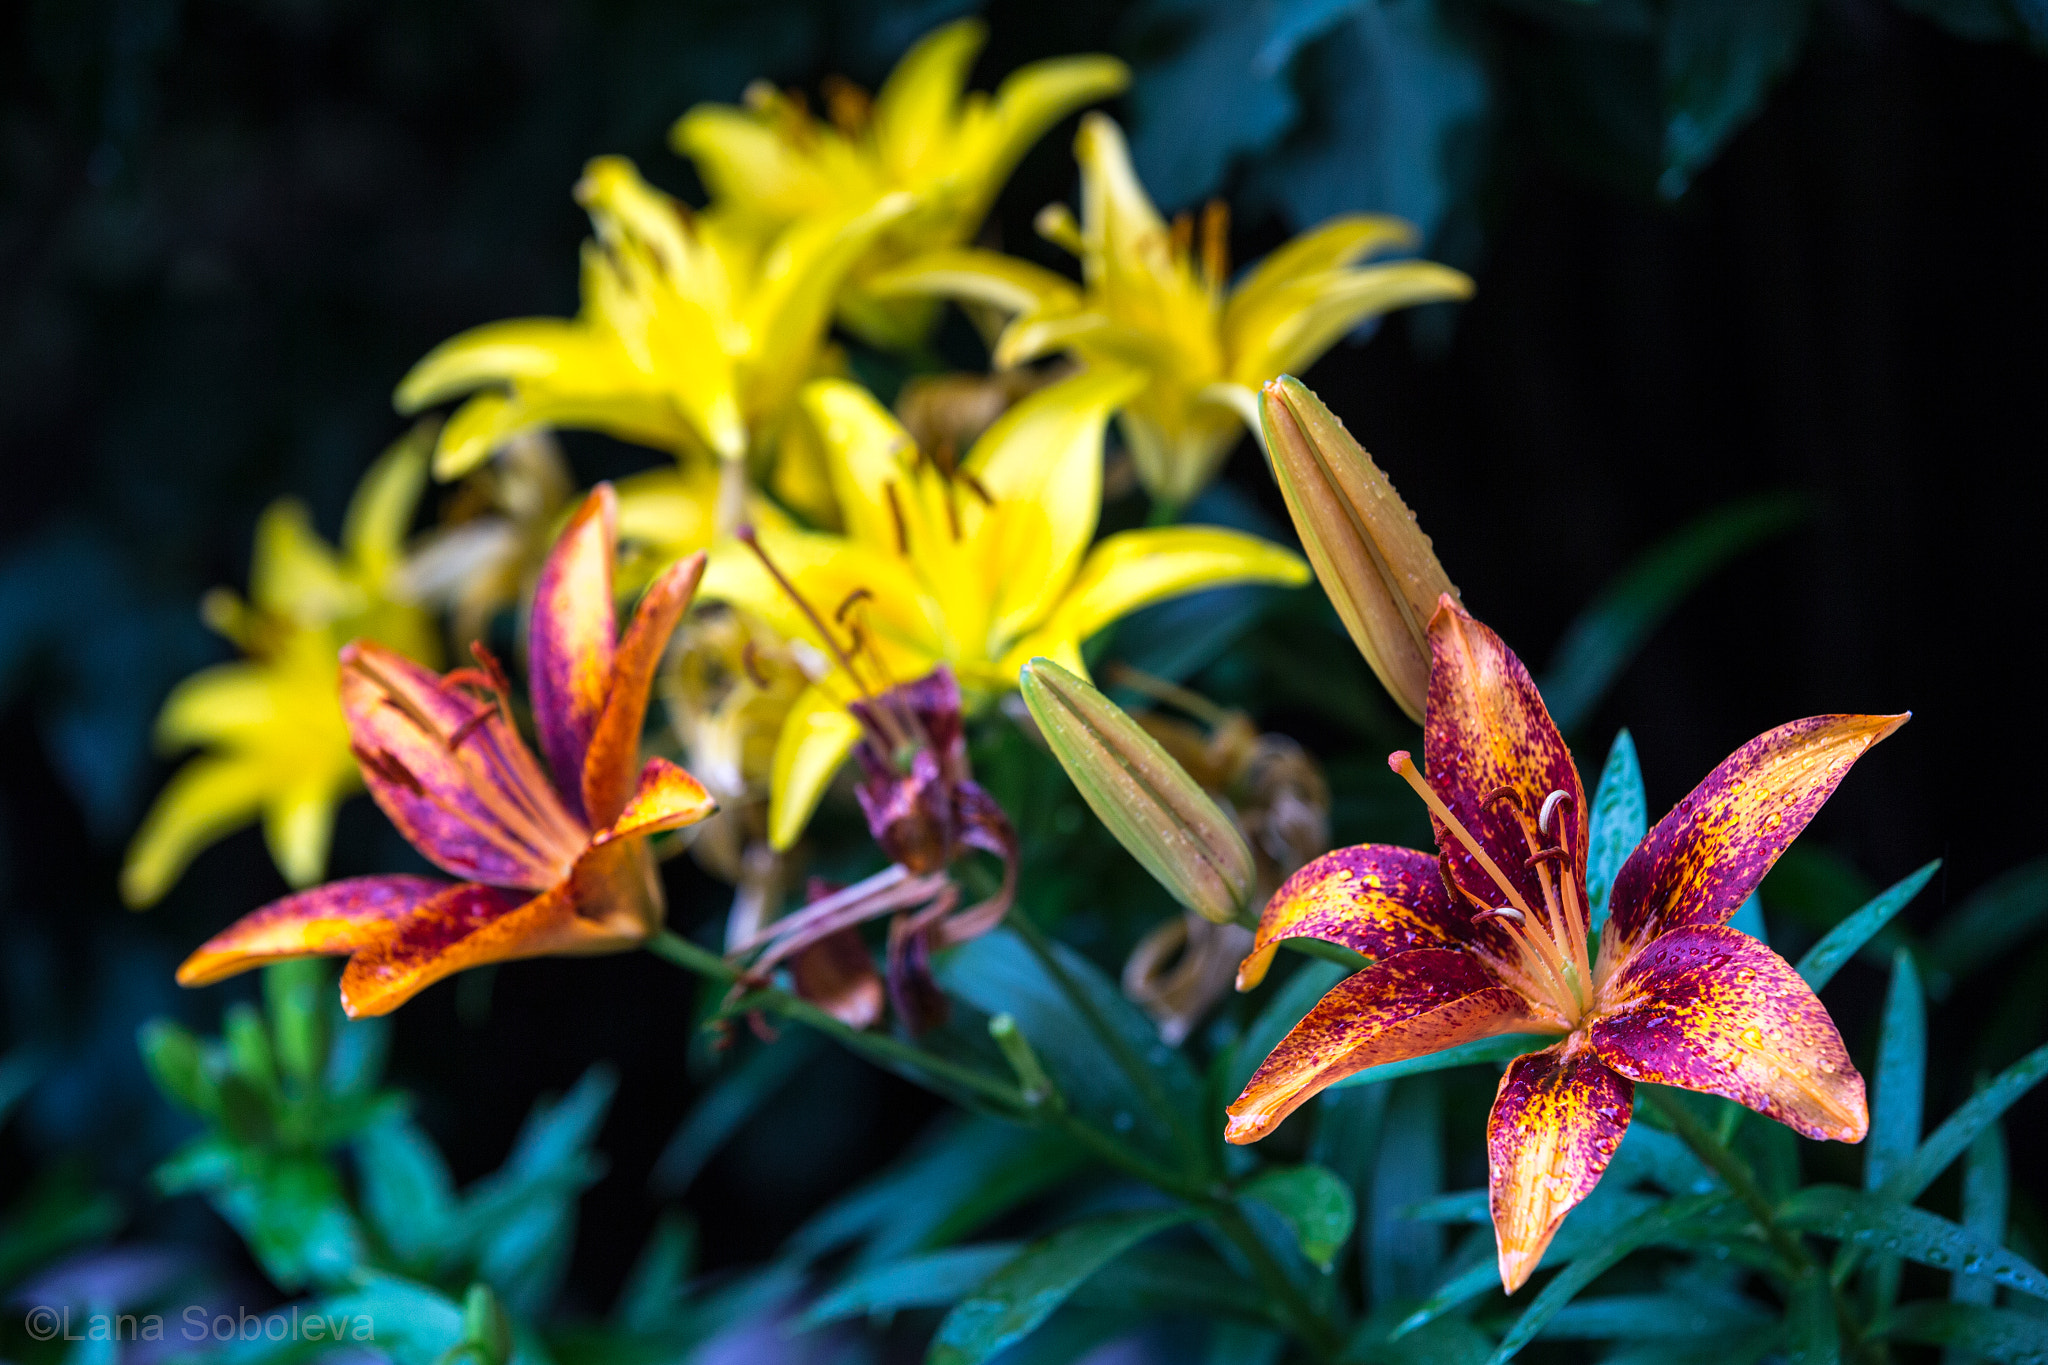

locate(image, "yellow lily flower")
(393, 155), (913, 499)
(672, 19), (1128, 349)
(874, 113), (1476, 508)
(699, 366), (1311, 848)
(123, 429), (440, 907)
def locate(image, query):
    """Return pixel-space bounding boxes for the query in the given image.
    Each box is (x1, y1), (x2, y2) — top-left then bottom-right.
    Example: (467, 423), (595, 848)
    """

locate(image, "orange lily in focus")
(1226, 597), (1904, 1293)
(177, 487), (717, 1017)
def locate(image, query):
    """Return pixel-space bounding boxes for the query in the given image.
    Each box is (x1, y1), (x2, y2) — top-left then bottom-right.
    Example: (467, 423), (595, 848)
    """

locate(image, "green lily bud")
(1019, 658), (1254, 923)
(1260, 376), (1457, 723)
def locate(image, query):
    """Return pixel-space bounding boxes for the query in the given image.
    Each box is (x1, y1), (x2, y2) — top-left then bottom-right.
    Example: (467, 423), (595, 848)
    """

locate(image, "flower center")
(1388, 750), (1593, 1027)
(348, 645), (589, 883)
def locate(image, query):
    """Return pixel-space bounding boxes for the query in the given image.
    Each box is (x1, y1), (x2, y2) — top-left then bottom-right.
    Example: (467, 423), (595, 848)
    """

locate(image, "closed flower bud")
(1019, 658), (1254, 923)
(1260, 375), (1457, 723)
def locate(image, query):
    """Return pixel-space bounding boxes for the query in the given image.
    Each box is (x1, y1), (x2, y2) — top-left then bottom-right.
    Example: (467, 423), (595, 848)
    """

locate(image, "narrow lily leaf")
(1778, 1185), (2048, 1299)
(1481, 1193), (1732, 1365)
(1072, 1249), (1269, 1321)
(1955, 1122), (2009, 1309)
(1537, 1291), (1771, 1339)
(1540, 494), (1802, 734)
(1795, 860), (1941, 992)
(1242, 1164), (1356, 1269)
(1326, 1032), (1552, 1092)
(1586, 729), (1646, 934)
(1884, 1038), (2048, 1205)
(649, 1031), (823, 1193)
(1369, 1079), (1443, 1304)
(137, 1021), (215, 1116)
(1726, 892), (1768, 946)
(1867, 949), (1926, 1195)
(614, 1210), (696, 1333)
(1783, 1268), (1842, 1365)
(1606, 1118), (1718, 1196)
(926, 1208), (1193, 1365)
(1884, 1301), (2048, 1362)
(798, 1243), (1023, 1327)
(1928, 857), (2048, 993)
(1403, 1190), (1487, 1225)
(355, 1111), (457, 1266)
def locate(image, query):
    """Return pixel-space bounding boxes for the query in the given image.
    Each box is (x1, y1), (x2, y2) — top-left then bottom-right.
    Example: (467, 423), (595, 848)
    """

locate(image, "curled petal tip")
(1234, 942), (1278, 993)
(1497, 1247), (1542, 1295)
(1222, 1110), (1274, 1146)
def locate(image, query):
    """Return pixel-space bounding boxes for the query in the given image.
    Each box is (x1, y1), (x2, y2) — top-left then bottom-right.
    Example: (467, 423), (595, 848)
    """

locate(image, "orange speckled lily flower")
(1226, 597), (1905, 1293)
(177, 486), (717, 1017)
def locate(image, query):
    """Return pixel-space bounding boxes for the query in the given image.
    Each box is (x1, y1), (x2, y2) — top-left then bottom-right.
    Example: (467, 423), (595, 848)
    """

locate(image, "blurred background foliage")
(3, 0), (2047, 1356)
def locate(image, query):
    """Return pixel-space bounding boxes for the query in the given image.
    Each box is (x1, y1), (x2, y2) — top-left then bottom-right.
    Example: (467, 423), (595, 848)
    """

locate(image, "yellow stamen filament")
(1391, 753), (1530, 916)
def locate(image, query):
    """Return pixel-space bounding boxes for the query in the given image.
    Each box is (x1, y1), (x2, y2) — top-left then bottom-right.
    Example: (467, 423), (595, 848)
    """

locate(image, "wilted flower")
(1260, 376), (1457, 722)
(673, 19), (1127, 349)
(123, 429), (439, 907)
(395, 156), (911, 520)
(396, 428), (574, 649)
(1226, 598), (1903, 1292)
(875, 114), (1473, 509)
(701, 366), (1308, 847)
(1019, 657), (1254, 925)
(1123, 913), (1254, 1046)
(176, 488), (717, 1017)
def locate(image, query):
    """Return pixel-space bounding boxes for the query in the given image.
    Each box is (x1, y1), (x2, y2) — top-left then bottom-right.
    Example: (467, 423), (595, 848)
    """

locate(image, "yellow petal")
(155, 662), (284, 748)
(800, 378), (917, 556)
(967, 366), (1146, 640)
(249, 499), (358, 625)
(871, 19), (986, 176)
(394, 318), (605, 414)
(767, 684), (865, 850)
(1228, 260), (1474, 388)
(122, 756), (272, 907)
(868, 248), (1083, 317)
(981, 53), (1130, 193)
(1031, 525), (1309, 649)
(1223, 215), (1418, 337)
(263, 778), (344, 890)
(670, 106), (842, 222)
(341, 422), (432, 584)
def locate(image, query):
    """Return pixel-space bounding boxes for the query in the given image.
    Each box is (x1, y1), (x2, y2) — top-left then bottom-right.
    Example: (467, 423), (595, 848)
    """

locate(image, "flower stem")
(1210, 1205), (1341, 1362)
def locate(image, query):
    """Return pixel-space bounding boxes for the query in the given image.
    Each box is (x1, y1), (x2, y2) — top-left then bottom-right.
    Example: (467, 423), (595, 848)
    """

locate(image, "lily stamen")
(1388, 751), (1533, 917)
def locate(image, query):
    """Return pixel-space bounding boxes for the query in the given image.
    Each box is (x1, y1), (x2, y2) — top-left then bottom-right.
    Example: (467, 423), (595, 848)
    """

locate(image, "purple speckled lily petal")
(1487, 1045), (1633, 1293)
(1237, 843), (1480, 992)
(177, 875), (449, 986)
(529, 485), (618, 819)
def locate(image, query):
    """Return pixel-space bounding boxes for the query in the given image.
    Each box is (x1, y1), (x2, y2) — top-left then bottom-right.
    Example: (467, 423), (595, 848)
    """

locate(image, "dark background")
(3, 0), (2044, 1314)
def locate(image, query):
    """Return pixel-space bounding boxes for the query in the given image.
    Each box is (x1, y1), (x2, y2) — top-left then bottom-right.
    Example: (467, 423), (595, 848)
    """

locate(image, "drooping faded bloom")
(176, 487), (717, 1017)
(395, 156), (911, 500)
(123, 429), (440, 907)
(1226, 598), (1902, 1292)
(672, 19), (1127, 349)
(701, 366), (1309, 847)
(874, 114), (1473, 508)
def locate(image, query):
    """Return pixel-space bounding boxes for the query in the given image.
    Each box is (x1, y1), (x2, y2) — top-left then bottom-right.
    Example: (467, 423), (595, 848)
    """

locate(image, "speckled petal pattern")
(528, 486), (618, 819)
(1588, 924), (1866, 1142)
(1487, 1044), (1633, 1293)
(1238, 843), (1477, 991)
(176, 875), (448, 986)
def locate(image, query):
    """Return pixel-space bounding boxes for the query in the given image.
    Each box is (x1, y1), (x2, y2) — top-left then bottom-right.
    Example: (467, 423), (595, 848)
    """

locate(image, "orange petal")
(1239, 843), (1474, 991)
(1587, 924), (1867, 1143)
(1604, 713), (1907, 957)
(529, 485), (618, 819)
(1422, 600), (1586, 920)
(341, 640), (573, 888)
(337, 877), (628, 1018)
(582, 551), (704, 828)
(590, 757), (717, 849)
(1225, 948), (1537, 1144)
(1488, 1045), (1633, 1293)
(176, 875), (448, 987)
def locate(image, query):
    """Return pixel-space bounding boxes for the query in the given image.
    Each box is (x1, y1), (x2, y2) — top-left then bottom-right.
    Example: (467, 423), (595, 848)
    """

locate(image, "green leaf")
(1481, 1193), (1732, 1364)
(1955, 1121), (2009, 1309)
(649, 1031), (822, 1194)
(613, 1210), (696, 1333)
(926, 1208), (1194, 1365)
(355, 1110), (457, 1267)
(1783, 1268), (1841, 1365)
(1242, 1164), (1356, 1269)
(264, 959), (331, 1084)
(1370, 1079), (1444, 1304)
(1884, 1301), (2048, 1363)
(937, 929), (1204, 1163)
(195, 1146), (367, 1291)
(137, 1020), (215, 1116)
(1884, 1038), (2048, 1205)
(1778, 1185), (2048, 1298)
(1073, 1248), (1269, 1321)
(1929, 857), (2048, 994)
(325, 1015), (390, 1098)
(1727, 892), (1768, 946)
(1658, 0), (1812, 198)
(224, 1002), (281, 1097)
(0, 1165), (124, 1286)
(301, 1276), (464, 1365)
(1128, 0), (1298, 211)
(1795, 860), (1940, 992)
(1540, 495), (1803, 733)
(1537, 1291), (1771, 1339)
(1867, 949), (1926, 1195)
(800, 1243), (1023, 1327)
(1586, 730), (1647, 933)
(1327, 1033), (1552, 1092)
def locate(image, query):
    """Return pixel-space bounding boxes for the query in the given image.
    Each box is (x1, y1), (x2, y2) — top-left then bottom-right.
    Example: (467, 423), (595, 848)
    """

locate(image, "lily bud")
(1019, 658), (1254, 924)
(1260, 375), (1457, 723)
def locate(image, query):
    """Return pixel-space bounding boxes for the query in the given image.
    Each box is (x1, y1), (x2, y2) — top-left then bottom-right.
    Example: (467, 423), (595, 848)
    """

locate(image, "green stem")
(645, 930), (1027, 1115)
(1211, 1205), (1340, 1362)
(1007, 910), (1213, 1177)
